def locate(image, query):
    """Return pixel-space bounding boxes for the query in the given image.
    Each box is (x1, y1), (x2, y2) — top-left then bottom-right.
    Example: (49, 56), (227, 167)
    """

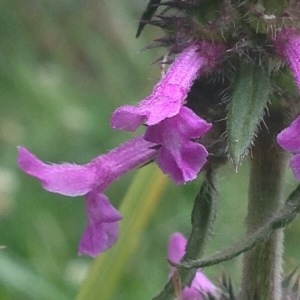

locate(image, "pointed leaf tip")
(136, 0), (162, 38)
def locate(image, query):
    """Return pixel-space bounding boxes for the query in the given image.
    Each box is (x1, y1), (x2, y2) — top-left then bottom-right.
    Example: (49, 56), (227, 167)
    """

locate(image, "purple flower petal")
(157, 143), (208, 184)
(182, 287), (200, 300)
(275, 28), (300, 90)
(191, 271), (218, 296)
(277, 115), (300, 153)
(277, 116), (300, 182)
(168, 232), (187, 264)
(181, 270), (220, 299)
(18, 147), (97, 196)
(111, 42), (224, 131)
(145, 107), (211, 184)
(168, 232), (218, 300)
(79, 192), (122, 257)
(111, 84), (186, 131)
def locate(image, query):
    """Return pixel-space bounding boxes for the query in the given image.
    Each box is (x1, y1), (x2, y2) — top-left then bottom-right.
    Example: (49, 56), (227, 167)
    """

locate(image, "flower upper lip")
(111, 43), (218, 131)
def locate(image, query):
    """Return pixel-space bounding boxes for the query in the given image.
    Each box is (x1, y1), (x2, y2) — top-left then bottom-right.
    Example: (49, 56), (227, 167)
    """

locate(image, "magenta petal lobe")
(182, 287), (201, 300)
(277, 115), (300, 153)
(158, 143), (208, 184)
(111, 84), (185, 130)
(191, 271), (218, 296)
(275, 29), (300, 91)
(79, 192), (122, 257)
(167, 232), (218, 299)
(111, 105), (148, 131)
(168, 232), (187, 264)
(277, 115), (300, 182)
(79, 221), (120, 257)
(145, 107), (211, 184)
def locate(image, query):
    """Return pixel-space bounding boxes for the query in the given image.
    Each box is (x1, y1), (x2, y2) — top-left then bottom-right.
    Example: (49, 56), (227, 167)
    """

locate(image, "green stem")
(153, 169), (218, 300)
(241, 115), (288, 300)
(175, 184), (300, 270)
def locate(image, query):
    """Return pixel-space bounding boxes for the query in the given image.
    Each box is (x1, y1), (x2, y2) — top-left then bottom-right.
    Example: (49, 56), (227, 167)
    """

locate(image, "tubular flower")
(111, 42), (224, 131)
(18, 136), (157, 257)
(168, 232), (219, 300)
(277, 115), (300, 181)
(111, 42), (222, 183)
(274, 28), (300, 90)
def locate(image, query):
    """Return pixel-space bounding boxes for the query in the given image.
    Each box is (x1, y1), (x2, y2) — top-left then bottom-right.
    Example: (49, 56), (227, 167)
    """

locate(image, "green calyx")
(138, 0), (300, 50)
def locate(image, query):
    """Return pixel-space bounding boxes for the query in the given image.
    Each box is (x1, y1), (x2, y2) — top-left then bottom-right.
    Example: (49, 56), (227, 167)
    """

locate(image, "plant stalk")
(241, 114), (288, 300)
(153, 169), (218, 300)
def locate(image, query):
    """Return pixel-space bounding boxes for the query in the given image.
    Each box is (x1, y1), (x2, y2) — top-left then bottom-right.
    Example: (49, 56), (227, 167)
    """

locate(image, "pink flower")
(145, 107), (211, 184)
(274, 28), (300, 90)
(111, 42), (223, 183)
(277, 115), (300, 181)
(168, 232), (219, 299)
(18, 136), (157, 256)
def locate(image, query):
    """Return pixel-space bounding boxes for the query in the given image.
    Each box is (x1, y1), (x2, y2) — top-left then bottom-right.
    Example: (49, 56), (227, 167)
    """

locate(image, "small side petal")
(145, 107), (211, 184)
(110, 105), (148, 132)
(158, 143), (208, 184)
(191, 271), (218, 296)
(181, 271), (219, 300)
(79, 192), (122, 257)
(79, 222), (120, 257)
(167, 232), (219, 300)
(111, 84), (186, 131)
(85, 190), (122, 223)
(182, 287), (200, 300)
(168, 232), (187, 264)
(18, 147), (96, 196)
(275, 28), (300, 90)
(183, 278), (219, 300)
(177, 106), (212, 138)
(277, 115), (300, 153)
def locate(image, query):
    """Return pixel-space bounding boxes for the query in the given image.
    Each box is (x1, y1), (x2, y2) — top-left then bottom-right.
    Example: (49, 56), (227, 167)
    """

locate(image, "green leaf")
(227, 61), (270, 166)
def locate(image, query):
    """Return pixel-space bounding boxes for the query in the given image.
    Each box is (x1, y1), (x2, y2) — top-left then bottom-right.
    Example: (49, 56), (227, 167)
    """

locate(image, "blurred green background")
(1, 1), (300, 299)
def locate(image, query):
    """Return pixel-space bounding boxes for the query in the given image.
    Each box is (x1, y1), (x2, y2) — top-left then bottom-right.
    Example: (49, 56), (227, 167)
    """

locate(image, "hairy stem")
(241, 114), (288, 300)
(153, 169), (218, 300)
(174, 184), (300, 270)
